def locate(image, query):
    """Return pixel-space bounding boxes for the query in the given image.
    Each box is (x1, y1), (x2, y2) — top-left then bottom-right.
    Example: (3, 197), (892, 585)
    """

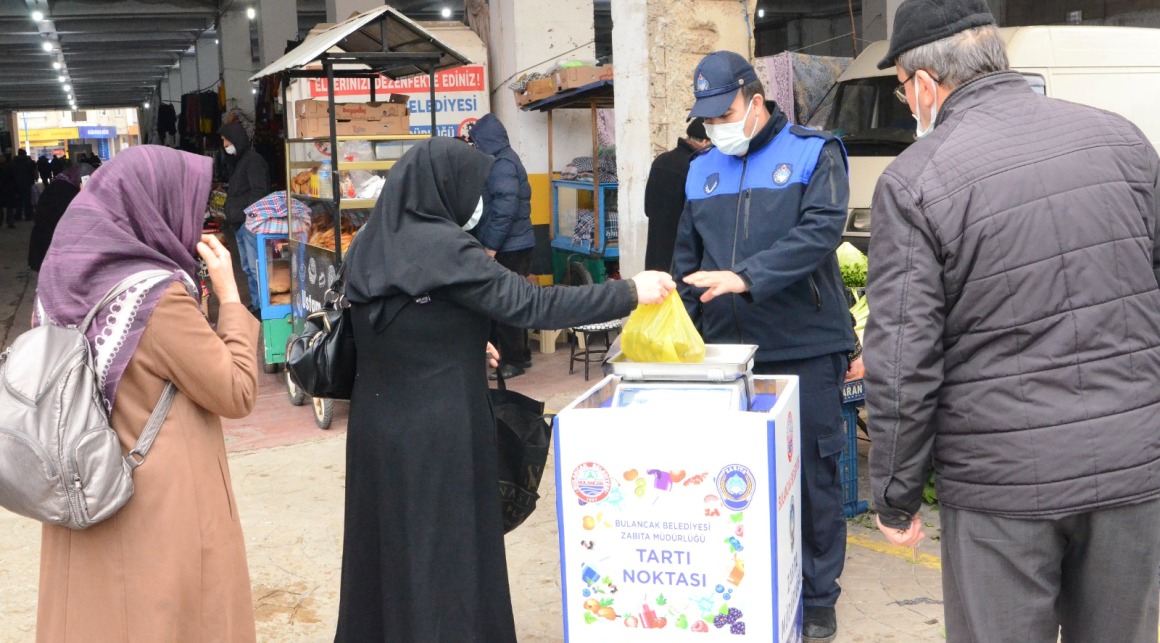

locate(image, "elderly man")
(865, 1), (1160, 641)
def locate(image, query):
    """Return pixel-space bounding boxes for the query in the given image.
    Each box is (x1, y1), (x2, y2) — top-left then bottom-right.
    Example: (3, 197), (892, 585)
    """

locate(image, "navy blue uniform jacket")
(673, 102), (855, 363)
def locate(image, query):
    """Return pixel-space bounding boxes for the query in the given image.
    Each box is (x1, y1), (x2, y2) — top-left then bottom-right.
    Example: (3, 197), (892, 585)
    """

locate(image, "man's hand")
(683, 270), (748, 303)
(846, 356), (865, 381)
(876, 513), (926, 548)
(486, 342), (500, 368)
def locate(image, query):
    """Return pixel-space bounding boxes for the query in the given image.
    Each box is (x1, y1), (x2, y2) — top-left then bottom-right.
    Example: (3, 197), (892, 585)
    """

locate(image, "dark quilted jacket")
(865, 71), (1160, 528)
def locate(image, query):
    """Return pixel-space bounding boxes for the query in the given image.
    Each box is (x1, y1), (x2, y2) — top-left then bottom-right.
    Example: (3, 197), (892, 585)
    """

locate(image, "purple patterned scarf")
(36, 145), (212, 408)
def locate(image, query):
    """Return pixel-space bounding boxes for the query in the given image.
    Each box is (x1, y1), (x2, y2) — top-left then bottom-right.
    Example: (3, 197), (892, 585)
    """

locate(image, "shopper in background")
(36, 154), (52, 186)
(866, 1), (1160, 641)
(28, 160), (93, 271)
(218, 121), (270, 314)
(35, 145), (259, 642)
(468, 113), (537, 380)
(335, 137), (675, 643)
(0, 154), (16, 229)
(673, 50), (858, 643)
(645, 117), (711, 271)
(9, 148), (37, 223)
(49, 153), (65, 179)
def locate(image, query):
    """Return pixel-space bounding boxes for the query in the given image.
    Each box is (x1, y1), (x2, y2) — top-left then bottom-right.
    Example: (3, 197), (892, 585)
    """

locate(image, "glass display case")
(285, 134), (427, 217)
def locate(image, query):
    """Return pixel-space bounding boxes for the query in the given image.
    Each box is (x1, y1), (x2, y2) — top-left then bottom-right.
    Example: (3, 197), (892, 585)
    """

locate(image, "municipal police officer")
(673, 51), (859, 643)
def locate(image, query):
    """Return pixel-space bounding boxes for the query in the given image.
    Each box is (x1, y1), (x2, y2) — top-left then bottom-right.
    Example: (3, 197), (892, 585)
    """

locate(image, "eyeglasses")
(894, 71), (942, 104)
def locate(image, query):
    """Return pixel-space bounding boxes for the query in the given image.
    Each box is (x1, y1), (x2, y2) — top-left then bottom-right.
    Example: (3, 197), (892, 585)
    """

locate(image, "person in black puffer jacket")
(468, 114), (536, 380)
(218, 122), (269, 312)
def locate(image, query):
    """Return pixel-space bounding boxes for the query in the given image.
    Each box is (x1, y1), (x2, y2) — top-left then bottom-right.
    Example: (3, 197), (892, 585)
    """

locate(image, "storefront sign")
(554, 377), (803, 641)
(308, 65), (489, 138)
(24, 127), (79, 142)
(78, 126), (117, 138)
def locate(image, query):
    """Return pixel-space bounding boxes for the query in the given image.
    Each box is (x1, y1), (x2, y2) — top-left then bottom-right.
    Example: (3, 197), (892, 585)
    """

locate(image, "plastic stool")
(568, 319), (622, 380)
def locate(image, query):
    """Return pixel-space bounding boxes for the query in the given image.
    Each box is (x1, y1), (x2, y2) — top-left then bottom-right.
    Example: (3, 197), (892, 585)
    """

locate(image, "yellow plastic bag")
(620, 292), (706, 363)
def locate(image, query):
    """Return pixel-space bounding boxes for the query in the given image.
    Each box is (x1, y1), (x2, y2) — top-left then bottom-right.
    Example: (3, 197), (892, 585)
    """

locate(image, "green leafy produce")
(837, 242), (868, 288)
(851, 294), (869, 334)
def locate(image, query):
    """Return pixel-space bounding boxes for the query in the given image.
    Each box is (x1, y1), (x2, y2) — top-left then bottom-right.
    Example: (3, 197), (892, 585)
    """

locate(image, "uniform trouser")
(490, 248), (533, 365)
(754, 353), (848, 608)
(941, 499), (1160, 643)
(15, 185), (33, 222)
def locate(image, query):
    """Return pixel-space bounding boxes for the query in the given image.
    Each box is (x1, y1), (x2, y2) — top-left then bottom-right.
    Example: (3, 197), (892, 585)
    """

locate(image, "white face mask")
(704, 96), (759, 156)
(912, 74), (940, 139)
(224, 144), (237, 155)
(463, 197), (484, 231)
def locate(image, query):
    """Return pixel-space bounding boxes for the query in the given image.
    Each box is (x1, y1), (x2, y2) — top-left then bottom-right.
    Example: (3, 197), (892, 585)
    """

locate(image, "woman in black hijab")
(337, 138), (673, 642)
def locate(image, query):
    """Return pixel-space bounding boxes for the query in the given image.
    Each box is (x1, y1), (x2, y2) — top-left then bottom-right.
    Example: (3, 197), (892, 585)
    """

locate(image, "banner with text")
(309, 64), (488, 139)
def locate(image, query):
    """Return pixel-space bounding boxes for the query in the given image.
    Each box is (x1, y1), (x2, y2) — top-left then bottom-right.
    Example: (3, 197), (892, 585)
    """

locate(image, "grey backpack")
(0, 271), (177, 529)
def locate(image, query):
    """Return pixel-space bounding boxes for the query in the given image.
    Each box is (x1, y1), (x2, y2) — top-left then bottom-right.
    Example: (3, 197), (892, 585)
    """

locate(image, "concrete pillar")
(258, 0), (298, 69)
(179, 55), (198, 96)
(611, 0), (757, 278)
(862, 0), (903, 43)
(167, 70), (182, 105)
(219, 4), (256, 116)
(326, 0), (382, 23)
(196, 33), (220, 93)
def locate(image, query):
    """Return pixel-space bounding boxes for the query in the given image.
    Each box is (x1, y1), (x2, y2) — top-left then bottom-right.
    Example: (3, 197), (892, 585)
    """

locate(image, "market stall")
(251, 6), (472, 427)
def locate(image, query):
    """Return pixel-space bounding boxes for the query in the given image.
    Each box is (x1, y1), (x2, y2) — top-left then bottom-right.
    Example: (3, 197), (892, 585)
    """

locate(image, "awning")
(251, 6), (472, 81)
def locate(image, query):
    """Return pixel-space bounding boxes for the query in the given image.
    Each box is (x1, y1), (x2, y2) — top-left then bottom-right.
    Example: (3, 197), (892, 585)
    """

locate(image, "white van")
(833, 26), (1160, 251)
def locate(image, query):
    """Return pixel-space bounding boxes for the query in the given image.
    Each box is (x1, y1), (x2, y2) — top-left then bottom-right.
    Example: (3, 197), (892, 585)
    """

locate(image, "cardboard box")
(514, 77), (557, 107)
(553, 65), (614, 92)
(297, 115), (412, 138)
(295, 99), (329, 119)
(554, 374), (802, 642)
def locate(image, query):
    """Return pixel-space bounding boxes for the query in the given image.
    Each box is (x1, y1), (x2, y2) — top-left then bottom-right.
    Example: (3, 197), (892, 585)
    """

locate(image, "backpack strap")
(80, 269), (176, 332)
(126, 381), (177, 471)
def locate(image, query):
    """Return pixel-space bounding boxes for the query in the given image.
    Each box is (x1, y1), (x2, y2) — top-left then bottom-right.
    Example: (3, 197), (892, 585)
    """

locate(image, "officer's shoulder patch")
(788, 124), (837, 142)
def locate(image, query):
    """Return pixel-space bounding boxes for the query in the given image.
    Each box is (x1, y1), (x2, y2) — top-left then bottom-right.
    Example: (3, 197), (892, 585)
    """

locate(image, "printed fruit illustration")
(735, 525), (745, 538)
(670, 469), (687, 483)
(676, 614), (689, 629)
(726, 607), (743, 624)
(714, 614), (729, 629)
(583, 612), (597, 625)
(598, 606), (617, 620)
(624, 615), (639, 628)
(583, 516), (596, 530)
(635, 486), (646, 497)
(730, 621), (746, 634)
(624, 469), (638, 481)
(691, 620), (709, 632)
(584, 598), (601, 612)
(655, 616), (667, 628)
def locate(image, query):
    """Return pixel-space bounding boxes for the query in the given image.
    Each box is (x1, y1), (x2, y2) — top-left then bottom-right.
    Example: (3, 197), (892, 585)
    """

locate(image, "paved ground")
(0, 220), (946, 642)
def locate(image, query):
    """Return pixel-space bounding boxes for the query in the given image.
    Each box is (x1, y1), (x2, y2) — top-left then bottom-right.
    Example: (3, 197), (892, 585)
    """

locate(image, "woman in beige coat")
(34, 145), (259, 642)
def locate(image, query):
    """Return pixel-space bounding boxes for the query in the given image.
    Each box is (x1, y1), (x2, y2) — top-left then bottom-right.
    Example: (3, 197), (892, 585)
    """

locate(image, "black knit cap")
(686, 118), (707, 140)
(877, 0), (996, 70)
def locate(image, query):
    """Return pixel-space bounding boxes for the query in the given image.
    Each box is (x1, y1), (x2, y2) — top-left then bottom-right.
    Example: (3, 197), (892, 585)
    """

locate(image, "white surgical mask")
(463, 197), (484, 231)
(912, 75), (940, 139)
(224, 144), (237, 155)
(704, 97), (758, 156)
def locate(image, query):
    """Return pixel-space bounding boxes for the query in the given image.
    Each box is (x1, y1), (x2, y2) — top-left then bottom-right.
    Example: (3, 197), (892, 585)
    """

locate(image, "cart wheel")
(313, 397), (334, 430)
(285, 369), (307, 406)
(263, 359), (281, 374)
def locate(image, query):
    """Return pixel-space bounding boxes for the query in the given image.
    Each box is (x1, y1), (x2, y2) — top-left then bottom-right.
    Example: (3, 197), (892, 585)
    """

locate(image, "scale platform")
(604, 344), (760, 412)
(605, 344), (758, 382)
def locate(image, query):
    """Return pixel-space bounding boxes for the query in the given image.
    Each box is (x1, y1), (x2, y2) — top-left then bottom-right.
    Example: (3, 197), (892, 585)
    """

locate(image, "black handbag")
(285, 265), (357, 400)
(491, 372), (553, 533)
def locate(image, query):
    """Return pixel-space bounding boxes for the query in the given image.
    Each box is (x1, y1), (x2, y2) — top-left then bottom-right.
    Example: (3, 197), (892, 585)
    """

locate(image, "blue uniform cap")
(689, 51), (759, 120)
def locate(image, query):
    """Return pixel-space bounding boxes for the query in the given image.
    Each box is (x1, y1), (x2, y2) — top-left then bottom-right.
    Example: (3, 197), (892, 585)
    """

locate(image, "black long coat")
(335, 269), (635, 642)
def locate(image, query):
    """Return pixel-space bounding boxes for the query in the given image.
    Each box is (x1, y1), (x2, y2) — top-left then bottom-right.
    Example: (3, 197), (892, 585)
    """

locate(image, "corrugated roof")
(251, 5), (472, 80)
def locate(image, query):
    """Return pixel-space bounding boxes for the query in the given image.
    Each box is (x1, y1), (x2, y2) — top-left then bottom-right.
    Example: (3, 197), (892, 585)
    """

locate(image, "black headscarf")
(345, 137), (503, 306)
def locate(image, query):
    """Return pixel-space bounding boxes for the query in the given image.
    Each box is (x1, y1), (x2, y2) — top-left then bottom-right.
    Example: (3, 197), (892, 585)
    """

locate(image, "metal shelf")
(288, 160), (397, 170)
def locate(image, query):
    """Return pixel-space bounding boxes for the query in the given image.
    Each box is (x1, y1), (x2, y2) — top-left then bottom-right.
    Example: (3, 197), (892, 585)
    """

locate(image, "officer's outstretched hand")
(683, 270), (749, 303)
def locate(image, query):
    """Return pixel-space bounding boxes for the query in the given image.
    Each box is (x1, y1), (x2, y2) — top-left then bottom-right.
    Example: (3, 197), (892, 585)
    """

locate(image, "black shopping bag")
(491, 374), (553, 533)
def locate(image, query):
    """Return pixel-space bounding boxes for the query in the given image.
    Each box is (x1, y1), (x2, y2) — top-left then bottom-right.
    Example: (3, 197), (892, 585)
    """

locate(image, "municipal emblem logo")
(704, 172), (720, 195)
(571, 462), (612, 503)
(773, 163), (793, 185)
(716, 464), (757, 511)
(695, 73), (711, 93)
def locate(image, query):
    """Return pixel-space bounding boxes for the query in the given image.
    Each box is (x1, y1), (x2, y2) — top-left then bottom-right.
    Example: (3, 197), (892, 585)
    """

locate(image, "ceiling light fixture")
(58, 75), (65, 82)
(42, 41), (53, 52)
(31, 10), (44, 22)
(441, 7), (451, 18)
(52, 61), (61, 70)
(64, 84), (71, 92)
(757, 8), (765, 18)
(215, 38), (220, 44)
(144, 102), (151, 109)
(246, 7), (256, 20)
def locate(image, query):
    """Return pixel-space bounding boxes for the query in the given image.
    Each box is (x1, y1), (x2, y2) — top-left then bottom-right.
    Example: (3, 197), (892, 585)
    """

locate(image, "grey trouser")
(941, 499), (1160, 643)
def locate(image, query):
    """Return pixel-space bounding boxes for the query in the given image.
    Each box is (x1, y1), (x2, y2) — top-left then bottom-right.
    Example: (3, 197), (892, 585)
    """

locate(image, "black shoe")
(802, 606), (837, 643)
(489, 363), (525, 381)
